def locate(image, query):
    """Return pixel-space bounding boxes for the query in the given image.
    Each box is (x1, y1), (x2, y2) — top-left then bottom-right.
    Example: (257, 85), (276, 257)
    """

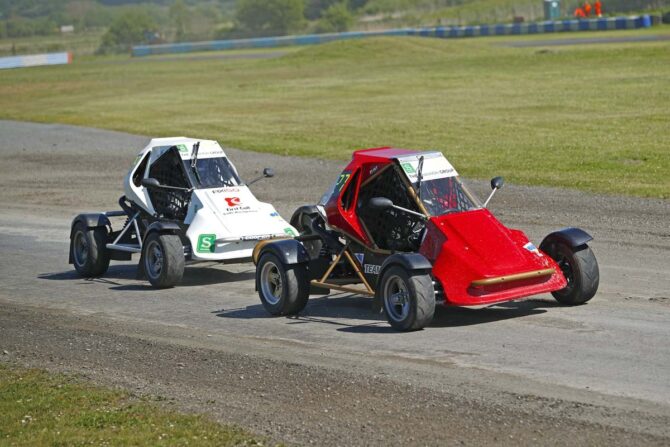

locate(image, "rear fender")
(379, 253), (432, 276)
(540, 227), (593, 254)
(256, 239), (310, 266)
(69, 213), (112, 264)
(290, 205), (321, 229)
(145, 221), (182, 237)
(254, 239), (310, 291)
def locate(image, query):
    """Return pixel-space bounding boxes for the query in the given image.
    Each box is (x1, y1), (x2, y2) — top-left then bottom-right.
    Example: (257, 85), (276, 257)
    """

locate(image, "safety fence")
(0, 52), (72, 70)
(132, 15), (653, 57)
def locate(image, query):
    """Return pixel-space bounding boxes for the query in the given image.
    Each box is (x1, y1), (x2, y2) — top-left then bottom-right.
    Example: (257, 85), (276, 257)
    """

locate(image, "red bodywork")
(322, 147), (567, 307)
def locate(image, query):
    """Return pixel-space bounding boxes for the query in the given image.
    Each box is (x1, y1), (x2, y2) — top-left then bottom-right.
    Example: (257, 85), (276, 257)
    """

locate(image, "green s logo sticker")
(401, 163), (416, 174)
(197, 234), (216, 253)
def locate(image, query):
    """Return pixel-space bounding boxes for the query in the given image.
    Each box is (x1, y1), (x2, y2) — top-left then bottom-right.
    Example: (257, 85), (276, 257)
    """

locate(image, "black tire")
(142, 232), (184, 288)
(548, 243), (599, 305)
(71, 223), (110, 277)
(379, 266), (435, 331)
(257, 252), (309, 315)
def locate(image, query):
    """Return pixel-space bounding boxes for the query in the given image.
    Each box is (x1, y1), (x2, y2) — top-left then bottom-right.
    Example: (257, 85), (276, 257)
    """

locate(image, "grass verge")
(0, 29), (668, 198)
(0, 364), (265, 446)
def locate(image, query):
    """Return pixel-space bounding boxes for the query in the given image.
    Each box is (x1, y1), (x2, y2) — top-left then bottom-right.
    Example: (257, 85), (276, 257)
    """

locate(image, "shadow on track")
(214, 293), (554, 333)
(39, 265), (255, 290)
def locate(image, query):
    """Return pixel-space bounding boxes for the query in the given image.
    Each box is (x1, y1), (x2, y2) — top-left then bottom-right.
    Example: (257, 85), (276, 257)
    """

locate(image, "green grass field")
(0, 29), (668, 198)
(0, 364), (264, 446)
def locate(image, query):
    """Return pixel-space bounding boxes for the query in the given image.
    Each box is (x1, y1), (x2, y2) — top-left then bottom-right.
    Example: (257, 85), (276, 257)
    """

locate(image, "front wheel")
(548, 243), (599, 305)
(257, 252), (309, 315)
(379, 266), (435, 331)
(142, 232), (184, 288)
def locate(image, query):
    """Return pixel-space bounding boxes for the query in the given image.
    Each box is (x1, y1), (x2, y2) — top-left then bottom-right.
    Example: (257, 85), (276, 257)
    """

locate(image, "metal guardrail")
(0, 52), (72, 70)
(132, 15), (653, 57)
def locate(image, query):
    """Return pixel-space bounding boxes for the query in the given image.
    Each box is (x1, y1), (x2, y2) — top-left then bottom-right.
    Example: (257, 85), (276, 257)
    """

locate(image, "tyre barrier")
(132, 15), (654, 57)
(0, 52), (72, 70)
(407, 15), (653, 38)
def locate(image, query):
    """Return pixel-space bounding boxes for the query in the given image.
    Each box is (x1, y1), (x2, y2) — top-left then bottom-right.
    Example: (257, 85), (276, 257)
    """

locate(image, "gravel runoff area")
(0, 120), (669, 445)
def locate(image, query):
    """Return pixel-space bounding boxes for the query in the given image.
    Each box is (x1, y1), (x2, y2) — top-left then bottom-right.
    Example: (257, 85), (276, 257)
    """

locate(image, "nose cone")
(431, 209), (538, 275)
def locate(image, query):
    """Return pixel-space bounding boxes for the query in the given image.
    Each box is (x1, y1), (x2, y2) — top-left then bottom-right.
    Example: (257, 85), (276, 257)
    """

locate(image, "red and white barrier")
(0, 52), (72, 70)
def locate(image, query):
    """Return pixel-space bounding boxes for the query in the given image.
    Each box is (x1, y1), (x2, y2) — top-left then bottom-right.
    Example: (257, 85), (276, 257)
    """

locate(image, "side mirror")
(490, 176), (504, 190)
(248, 168), (275, 186)
(369, 197), (394, 210)
(141, 178), (161, 188)
(484, 176), (504, 207)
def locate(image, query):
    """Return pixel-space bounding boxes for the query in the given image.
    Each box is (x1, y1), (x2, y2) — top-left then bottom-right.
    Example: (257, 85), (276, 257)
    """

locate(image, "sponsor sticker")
(364, 264), (381, 275)
(401, 162), (416, 174)
(212, 187), (240, 194)
(240, 234), (273, 241)
(335, 173), (351, 192)
(197, 234), (216, 253)
(270, 212), (280, 217)
(523, 242), (542, 256)
(177, 144), (188, 153)
(284, 227), (296, 236)
(354, 253), (364, 265)
(398, 154), (458, 182)
(224, 197), (241, 207)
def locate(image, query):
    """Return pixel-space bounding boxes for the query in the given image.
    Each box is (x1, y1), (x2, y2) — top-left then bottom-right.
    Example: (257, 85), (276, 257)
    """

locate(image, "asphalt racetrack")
(0, 120), (669, 445)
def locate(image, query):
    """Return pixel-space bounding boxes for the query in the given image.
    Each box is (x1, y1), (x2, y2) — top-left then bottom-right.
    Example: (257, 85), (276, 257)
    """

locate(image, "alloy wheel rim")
(73, 231), (89, 266)
(146, 240), (163, 279)
(557, 253), (575, 295)
(260, 261), (283, 305)
(384, 275), (410, 322)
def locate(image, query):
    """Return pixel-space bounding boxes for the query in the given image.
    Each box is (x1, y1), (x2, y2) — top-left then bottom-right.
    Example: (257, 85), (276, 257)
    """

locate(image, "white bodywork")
(124, 137), (296, 262)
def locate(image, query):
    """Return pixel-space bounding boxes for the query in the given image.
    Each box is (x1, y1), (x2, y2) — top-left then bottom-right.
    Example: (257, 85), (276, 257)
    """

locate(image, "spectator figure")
(595, 0), (603, 17)
(583, 1), (592, 16)
(574, 6), (586, 18)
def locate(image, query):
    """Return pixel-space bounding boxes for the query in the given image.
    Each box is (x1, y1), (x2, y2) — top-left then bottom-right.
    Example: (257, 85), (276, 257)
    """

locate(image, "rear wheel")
(379, 266), (435, 331)
(548, 243), (599, 305)
(72, 223), (110, 277)
(257, 252), (309, 315)
(143, 232), (184, 288)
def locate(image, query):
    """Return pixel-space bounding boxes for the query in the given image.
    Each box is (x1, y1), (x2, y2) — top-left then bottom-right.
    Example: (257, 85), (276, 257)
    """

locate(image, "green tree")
(98, 11), (156, 54)
(169, 0), (188, 42)
(305, 0), (340, 20)
(235, 0), (305, 37)
(316, 2), (353, 33)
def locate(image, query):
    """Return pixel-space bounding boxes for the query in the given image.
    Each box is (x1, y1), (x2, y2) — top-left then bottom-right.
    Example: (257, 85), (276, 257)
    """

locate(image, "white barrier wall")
(0, 52), (72, 70)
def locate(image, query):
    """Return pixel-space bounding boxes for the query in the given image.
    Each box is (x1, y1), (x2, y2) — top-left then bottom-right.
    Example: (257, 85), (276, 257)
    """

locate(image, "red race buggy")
(253, 148), (599, 331)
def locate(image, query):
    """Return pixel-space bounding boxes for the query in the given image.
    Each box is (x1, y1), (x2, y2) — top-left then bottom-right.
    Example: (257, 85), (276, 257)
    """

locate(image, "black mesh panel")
(148, 148), (191, 220)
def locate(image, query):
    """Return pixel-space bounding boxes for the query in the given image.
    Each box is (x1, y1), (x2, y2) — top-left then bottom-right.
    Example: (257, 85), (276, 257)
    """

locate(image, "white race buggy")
(69, 137), (297, 288)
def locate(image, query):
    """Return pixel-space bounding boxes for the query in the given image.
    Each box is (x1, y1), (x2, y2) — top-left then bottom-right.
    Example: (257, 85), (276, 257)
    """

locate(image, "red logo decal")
(224, 197), (241, 207)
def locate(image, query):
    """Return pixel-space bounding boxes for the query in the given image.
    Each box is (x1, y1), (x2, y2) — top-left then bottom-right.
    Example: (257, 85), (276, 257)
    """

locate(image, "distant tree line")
(2, 0), (669, 52)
